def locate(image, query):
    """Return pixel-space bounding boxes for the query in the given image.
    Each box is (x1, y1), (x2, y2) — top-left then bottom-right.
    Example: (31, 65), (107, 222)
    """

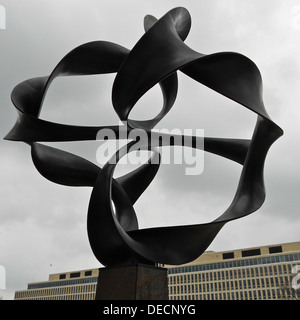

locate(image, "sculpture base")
(95, 264), (168, 300)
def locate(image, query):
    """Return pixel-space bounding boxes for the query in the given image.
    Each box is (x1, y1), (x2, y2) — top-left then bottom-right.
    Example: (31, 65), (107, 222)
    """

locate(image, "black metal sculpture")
(5, 7), (283, 267)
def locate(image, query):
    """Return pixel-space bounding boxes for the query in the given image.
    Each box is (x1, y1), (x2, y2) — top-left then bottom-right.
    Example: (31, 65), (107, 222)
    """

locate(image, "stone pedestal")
(95, 264), (168, 300)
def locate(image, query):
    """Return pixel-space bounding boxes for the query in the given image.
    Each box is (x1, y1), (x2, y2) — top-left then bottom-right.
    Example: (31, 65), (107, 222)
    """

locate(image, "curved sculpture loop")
(5, 7), (283, 267)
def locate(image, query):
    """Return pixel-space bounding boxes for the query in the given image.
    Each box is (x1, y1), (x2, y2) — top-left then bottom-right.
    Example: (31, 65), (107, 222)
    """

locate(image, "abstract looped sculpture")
(5, 7), (283, 267)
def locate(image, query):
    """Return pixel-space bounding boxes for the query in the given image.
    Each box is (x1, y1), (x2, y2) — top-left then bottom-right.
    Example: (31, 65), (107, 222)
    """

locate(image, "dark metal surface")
(5, 7), (283, 267)
(95, 265), (168, 300)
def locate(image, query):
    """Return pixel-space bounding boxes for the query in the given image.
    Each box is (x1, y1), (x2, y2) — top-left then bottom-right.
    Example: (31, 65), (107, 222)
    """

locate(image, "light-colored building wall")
(165, 241), (300, 300)
(14, 268), (99, 300)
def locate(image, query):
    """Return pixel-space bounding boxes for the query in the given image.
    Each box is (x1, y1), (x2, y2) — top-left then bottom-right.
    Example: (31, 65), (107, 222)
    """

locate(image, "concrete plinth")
(95, 264), (168, 300)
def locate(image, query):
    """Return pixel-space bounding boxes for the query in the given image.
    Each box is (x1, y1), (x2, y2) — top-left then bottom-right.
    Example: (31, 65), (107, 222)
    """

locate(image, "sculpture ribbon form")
(5, 8), (283, 267)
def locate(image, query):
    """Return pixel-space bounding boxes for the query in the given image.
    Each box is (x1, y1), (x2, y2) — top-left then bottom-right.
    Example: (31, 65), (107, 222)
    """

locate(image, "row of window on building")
(23, 293), (96, 300)
(14, 284), (97, 300)
(168, 253), (300, 275)
(169, 276), (291, 293)
(28, 276), (98, 290)
(169, 263), (293, 284)
(170, 288), (290, 300)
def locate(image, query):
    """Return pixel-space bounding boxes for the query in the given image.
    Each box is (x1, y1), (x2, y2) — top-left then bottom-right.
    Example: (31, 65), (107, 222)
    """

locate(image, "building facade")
(165, 241), (300, 300)
(14, 268), (98, 300)
(14, 241), (300, 300)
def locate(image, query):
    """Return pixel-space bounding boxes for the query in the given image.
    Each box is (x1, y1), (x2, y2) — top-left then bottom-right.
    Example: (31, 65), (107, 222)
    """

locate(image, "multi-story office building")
(14, 241), (300, 300)
(14, 268), (98, 300)
(165, 241), (300, 300)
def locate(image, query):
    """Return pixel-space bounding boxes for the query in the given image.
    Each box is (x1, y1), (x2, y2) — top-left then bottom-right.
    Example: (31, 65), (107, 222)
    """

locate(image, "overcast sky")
(1, 0), (300, 299)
